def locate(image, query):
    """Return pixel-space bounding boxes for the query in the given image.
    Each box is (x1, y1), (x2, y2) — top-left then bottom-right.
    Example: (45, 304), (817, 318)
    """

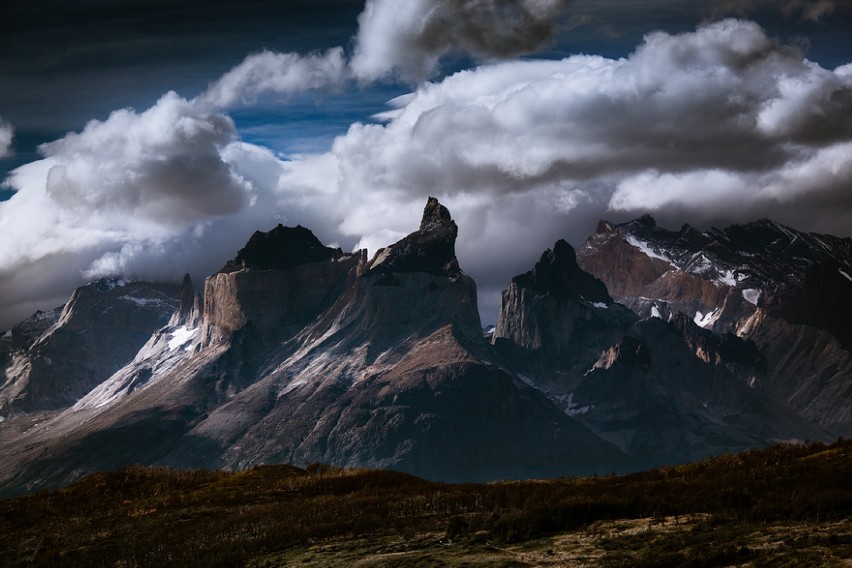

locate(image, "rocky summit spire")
(513, 239), (611, 304)
(170, 273), (202, 328)
(368, 196), (460, 276)
(419, 196), (455, 233)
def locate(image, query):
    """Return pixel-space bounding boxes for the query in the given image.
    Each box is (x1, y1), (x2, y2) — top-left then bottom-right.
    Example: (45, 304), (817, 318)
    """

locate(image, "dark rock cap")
(513, 239), (612, 303)
(219, 224), (343, 273)
(368, 197), (460, 276)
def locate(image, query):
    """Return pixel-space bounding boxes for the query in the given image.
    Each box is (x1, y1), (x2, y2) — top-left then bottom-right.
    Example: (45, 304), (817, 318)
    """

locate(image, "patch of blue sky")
(230, 84), (409, 157)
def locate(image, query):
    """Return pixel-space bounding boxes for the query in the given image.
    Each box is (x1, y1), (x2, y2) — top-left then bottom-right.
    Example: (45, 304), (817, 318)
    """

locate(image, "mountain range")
(1, 198), (850, 496)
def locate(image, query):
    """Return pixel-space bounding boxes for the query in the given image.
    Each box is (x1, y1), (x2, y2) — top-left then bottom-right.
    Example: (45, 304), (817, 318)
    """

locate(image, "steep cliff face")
(669, 313), (767, 384)
(368, 197), (460, 276)
(72, 274), (206, 412)
(737, 309), (852, 432)
(171, 273), (203, 329)
(577, 216), (852, 435)
(4, 206), (845, 495)
(0, 279), (180, 412)
(202, 226), (364, 347)
(9, 307), (63, 351)
(577, 218), (753, 331)
(492, 239), (638, 393)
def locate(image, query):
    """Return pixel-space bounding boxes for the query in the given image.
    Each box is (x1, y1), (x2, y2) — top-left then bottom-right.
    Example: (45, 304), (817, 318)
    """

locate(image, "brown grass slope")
(1, 440), (850, 567)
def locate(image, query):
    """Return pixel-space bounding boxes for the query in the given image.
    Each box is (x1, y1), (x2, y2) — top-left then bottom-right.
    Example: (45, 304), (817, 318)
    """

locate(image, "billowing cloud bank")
(2, 17), (852, 328)
(0, 118), (13, 158)
(292, 18), (852, 315)
(329, 19), (852, 223)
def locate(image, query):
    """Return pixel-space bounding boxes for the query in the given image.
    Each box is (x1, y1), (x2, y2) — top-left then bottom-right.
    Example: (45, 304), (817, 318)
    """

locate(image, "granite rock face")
(202, 226), (364, 347)
(9, 307), (63, 351)
(172, 273), (203, 329)
(219, 224), (345, 273)
(170, 198), (624, 481)
(367, 197), (460, 276)
(575, 318), (825, 467)
(492, 239), (637, 392)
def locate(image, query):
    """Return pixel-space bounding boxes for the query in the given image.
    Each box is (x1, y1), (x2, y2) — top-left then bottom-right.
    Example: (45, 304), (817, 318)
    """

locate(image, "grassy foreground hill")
(1, 440), (850, 567)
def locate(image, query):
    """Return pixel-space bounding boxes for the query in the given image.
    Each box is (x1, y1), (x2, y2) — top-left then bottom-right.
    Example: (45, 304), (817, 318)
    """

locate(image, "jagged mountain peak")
(419, 196), (455, 233)
(2, 206), (847, 496)
(367, 196), (460, 276)
(632, 213), (657, 229)
(0, 278), (181, 412)
(170, 273), (202, 328)
(577, 215), (852, 436)
(219, 224), (344, 274)
(580, 215), (852, 301)
(512, 239), (611, 304)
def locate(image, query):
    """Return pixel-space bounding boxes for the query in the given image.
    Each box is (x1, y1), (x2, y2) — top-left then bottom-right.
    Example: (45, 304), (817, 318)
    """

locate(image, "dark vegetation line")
(1, 440), (850, 567)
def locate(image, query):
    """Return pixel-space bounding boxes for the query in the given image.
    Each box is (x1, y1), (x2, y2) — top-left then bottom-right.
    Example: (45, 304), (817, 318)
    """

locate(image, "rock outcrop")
(575, 318), (826, 467)
(492, 239), (638, 393)
(367, 197), (460, 276)
(1, 208), (846, 495)
(171, 273), (202, 329)
(219, 224), (344, 273)
(176, 198), (623, 481)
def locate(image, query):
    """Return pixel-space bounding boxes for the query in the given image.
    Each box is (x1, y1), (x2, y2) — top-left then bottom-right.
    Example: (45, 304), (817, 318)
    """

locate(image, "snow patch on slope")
(167, 325), (197, 351)
(742, 288), (761, 305)
(119, 295), (171, 308)
(694, 309), (719, 328)
(72, 324), (199, 411)
(625, 236), (677, 267)
(718, 269), (737, 287)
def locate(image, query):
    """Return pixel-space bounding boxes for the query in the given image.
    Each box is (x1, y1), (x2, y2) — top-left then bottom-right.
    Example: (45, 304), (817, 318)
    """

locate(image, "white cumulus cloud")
(0, 93), (294, 328)
(196, 48), (349, 110)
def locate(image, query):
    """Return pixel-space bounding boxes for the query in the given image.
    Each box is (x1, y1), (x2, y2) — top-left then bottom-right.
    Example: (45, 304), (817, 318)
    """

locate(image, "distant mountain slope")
(577, 217), (852, 435)
(492, 238), (828, 468)
(0, 279), (180, 413)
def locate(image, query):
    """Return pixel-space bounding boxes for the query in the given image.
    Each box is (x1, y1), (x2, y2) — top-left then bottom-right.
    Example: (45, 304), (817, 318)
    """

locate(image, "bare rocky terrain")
(0, 200), (849, 496)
